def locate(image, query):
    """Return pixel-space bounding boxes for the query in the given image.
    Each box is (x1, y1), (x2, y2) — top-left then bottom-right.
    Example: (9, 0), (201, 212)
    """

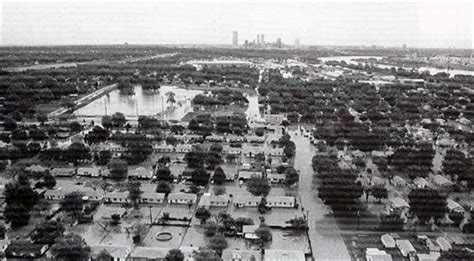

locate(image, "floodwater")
(74, 85), (203, 120)
(319, 55), (474, 77)
(291, 130), (352, 260)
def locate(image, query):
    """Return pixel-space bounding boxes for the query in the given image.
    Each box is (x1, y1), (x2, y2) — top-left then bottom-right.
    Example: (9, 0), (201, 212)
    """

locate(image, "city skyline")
(1, 1), (473, 48)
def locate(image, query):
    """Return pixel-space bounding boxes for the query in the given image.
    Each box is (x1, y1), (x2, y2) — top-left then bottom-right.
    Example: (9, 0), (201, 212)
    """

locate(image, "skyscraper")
(257, 34), (260, 45)
(232, 31), (238, 46)
(261, 34), (265, 45)
(295, 39), (300, 48)
(276, 38), (282, 48)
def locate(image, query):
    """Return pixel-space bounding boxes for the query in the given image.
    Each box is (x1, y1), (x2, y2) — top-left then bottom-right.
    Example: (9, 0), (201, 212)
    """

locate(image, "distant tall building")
(276, 38), (282, 48)
(257, 34), (260, 45)
(295, 39), (300, 48)
(403, 43), (407, 49)
(232, 31), (238, 46)
(261, 34), (265, 45)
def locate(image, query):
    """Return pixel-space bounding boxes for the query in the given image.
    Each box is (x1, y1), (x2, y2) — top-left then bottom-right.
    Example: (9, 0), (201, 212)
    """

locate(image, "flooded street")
(290, 130), (351, 260)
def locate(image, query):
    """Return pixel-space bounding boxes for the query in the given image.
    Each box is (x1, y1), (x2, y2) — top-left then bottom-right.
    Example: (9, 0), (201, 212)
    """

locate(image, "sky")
(1, 1), (473, 48)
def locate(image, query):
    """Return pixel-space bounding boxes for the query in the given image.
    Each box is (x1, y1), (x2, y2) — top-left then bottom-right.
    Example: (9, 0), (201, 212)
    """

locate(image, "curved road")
(291, 130), (351, 260)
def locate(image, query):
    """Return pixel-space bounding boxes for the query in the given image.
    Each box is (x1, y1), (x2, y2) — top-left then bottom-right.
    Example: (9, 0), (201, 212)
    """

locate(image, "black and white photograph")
(0, 0), (472, 260)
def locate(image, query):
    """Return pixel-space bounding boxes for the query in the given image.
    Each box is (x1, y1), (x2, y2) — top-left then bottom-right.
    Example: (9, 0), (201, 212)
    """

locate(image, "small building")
(50, 167), (75, 177)
(246, 135), (265, 143)
(267, 173), (286, 184)
(238, 170), (262, 180)
(264, 250), (305, 261)
(390, 197), (409, 210)
(233, 195), (260, 208)
(413, 177), (432, 189)
(242, 145), (265, 158)
(266, 147), (284, 157)
(242, 225), (259, 240)
(417, 252), (440, 261)
(5, 241), (48, 259)
(219, 165), (238, 181)
(129, 167), (153, 180)
(222, 145), (242, 155)
(153, 144), (174, 152)
(44, 188), (103, 201)
(205, 135), (225, 142)
(266, 196), (295, 208)
(167, 193), (197, 205)
(366, 248), (393, 261)
(129, 246), (197, 261)
(226, 135), (245, 143)
(140, 192), (166, 204)
(264, 114), (286, 125)
(431, 174), (454, 189)
(90, 245), (130, 261)
(175, 144), (192, 153)
(24, 165), (48, 175)
(392, 176), (406, 187)
(381, 234), (396, 248)
(104, 192), (130, 204)
(77, 167), (101, 177)
(222, 249), (261, 261)
(436, 237), (452, 252)
(447, 199), (465, 214)
(199, 194), (229, 208)
(396, 240), (416, 258)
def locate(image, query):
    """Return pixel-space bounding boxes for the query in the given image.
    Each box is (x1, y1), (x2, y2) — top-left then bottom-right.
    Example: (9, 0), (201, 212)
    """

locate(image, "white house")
(264, 250), (305, 261)
(140, 192), (165, 204)
(264, 114), (286, 125)
(222, 249), (261, 261)
(167, 193), (197, 205)
(205, 135), (225, 142)
(233, 195), (260, 208)
(90, 245), (130, 261)
(222, 145), (242, 155)
(266, 147), (284, 157)
(396, 240), (416, 258)
(50, 168), (75, 177)
(366, 248), (393, 261)
(447, 199), (465, 214)
(267, 173), (286, 184)
(77, 167), (101, 177)
(238, 170), (262, 180)
(266, 196), (295, 208)
(175, 144), (192, 153)
(104, 192), (130, 204)
(129, 167), (153, 180)
(199, 194), (229, 208)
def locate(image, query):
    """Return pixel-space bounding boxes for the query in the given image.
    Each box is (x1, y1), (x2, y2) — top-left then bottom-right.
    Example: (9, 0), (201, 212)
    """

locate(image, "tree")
(318, 168), (363, 212)
(70, 121), (82, 133)
(247, 176), (271, 197)
(204, 221), (218, 237)
(408, 188), (447, 224)
(255, 226), (272, 244)
(50, 234), (91, 261)
(379, 213), (404, 231)
(101, 115), (113, 129)
(111, 112), (126, 128)
(209, 144), (223, 154)
(462, 219), (474, 233)
(4, 117), (17, 131)
(191, 167), (210, 186)
(127, 179), (142, 209)
(111, 214), (121, 226)
(213, 186), (226, 196)
(96, 250), (113, 261)
(44, 172), (57, 189)
(443, 149), (469, 179)
(208, 234), (228, 256)
(0, 224), (5, 239)
(60, 192), (84, 218)
(97, 151), (112, 166)
(65, 142), (91, 164)
(287, 217), (308, 231)
(31, 220), (65, 244)
(4, 203), (30, 228)
(4, 177), (39, 208)
(212, 167), (226, 185)
(193, 247), (219, 261)
(195, 207), (211, 224)
(165, 249), (185, 261)
(370, 185), (388, 202)
(156, 181), (172, 195)
(284, 167), (299, 186)
(156, 165), (172, 181)
(108, 158), (128, 180)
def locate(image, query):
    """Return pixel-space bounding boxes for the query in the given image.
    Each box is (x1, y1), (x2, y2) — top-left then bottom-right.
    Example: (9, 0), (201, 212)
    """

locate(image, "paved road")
(291, 130), (351, 261)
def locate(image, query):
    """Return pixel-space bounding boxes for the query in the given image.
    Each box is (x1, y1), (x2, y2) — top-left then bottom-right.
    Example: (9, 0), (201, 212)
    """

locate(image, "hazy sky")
(1, 1), (473, 48)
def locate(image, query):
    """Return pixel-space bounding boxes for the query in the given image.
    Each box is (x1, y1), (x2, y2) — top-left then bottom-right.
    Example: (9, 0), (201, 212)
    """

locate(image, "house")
(264, 250), (305, 261)
(447, 199), (465, 214)
(264, 114), (286, 125)
(431, 174), (454, 189)
(417, 252), (440, 261)
(129, 167), (153, 180)
(24, 164), (48, 175)
(242, 225), (259, 240)
(238, 170), (262, 180)
(267, 147), (284, 157)
(417, 235), (440, 252)
(205, 135), (225, 142)
(199, 194), (229, 208)
(50, 167), (75, 177)
(175, 144), (192, 153)
(90, 245), (130, 261)
(0, 238), (10, 258)
(381, 234), (396, 248)
(267, 173), (286, 184)
(226, 135), (245, 143)
(219, 165), (238, 181)
(396, 240), (416, 258)
(390, 197), (409, 215)
(233, 195), (260, 208)
(104, 192), (130, 204)
(436, 237), (452, 252)
(392, 176), (406, 187)
(167, 193), (197, 205)
(242, 145), (265, 158)
(222, 249), (261, 261)
(44, 187), (103, 201)
(246, 135), (265, 143)
(140, 192), (166, 204)
(129, 246), (197, 261)
(222, 145), (242, 155)
(5, 240), (49, 259)
(366, 248), (393, 261)
(153, 144), (174, 152)
(413, 177), (432, 189)
(266, 196), (295, 208)
(77, 167), (101, 177)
